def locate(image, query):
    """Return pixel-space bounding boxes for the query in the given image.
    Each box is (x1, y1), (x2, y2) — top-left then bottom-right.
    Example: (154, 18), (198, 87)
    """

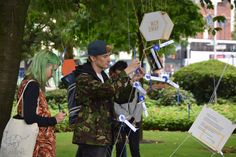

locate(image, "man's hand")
(131, 67), (145, 82)
(124, 59), (140, 75)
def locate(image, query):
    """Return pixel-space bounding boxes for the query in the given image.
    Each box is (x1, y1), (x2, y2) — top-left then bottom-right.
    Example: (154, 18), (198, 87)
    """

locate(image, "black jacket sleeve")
(23, 81), (57, 127)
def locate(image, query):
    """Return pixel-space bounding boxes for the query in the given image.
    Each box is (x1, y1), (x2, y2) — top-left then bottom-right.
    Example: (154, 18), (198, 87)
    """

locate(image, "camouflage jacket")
(72, 62), (130, 146)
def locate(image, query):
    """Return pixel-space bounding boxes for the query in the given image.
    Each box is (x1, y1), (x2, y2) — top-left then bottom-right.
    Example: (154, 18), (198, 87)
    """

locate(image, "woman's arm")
(23, 81), (57, 127)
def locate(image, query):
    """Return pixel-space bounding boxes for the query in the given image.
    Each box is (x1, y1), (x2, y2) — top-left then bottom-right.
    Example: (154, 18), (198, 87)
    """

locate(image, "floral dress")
(17, 79), (56, 157)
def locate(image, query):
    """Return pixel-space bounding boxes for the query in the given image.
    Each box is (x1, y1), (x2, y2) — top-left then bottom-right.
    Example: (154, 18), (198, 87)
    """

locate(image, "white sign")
(139, 11), (174, 41)
(216, 44), (226, 50)
(188, 105), (236, 153)
(162, 13), (174, 40)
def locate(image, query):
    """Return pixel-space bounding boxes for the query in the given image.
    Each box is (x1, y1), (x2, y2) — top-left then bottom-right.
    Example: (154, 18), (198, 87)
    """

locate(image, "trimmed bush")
(143, 98), (236, 131)
(45, 89), (67, 105)
(173, 60), (236, 103)
(11, 87), (234, 132)
(11, 98), (236, 132)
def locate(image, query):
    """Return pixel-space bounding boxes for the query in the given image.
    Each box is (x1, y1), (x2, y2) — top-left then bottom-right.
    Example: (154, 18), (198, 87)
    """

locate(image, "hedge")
(46, 90), (236, 132)
(53, 101), (236, 132)
(173, 60), (236, 103)
(10, 88), (236, 132)
(143, 103), (236, 131)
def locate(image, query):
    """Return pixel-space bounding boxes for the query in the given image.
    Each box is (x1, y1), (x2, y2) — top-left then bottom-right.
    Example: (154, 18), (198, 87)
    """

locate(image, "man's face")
(91, 53), (111, 70)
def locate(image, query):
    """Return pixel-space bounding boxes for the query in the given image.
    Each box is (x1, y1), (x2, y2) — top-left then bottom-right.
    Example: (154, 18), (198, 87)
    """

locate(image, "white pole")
(213, 1), (218, 59)
(213, 0), (220, 103)
(186, 44), (190, 65)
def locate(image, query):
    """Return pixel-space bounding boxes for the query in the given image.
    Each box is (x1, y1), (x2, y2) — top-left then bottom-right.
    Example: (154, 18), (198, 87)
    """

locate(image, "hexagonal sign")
(139, 11), (174, 41)
(162, 12), (174, 40)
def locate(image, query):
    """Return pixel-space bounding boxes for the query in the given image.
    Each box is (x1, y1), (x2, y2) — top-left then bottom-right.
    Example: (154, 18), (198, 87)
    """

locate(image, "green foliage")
(12, 89), (236, 132)
(23, 0), (81, 58)
(145, 96), (158, 108)
(45, 89), (67, 105)
(165, 0), (205, 41)
(143, 103), (236, 131)
(200, 0), (214, 9)
(22, 0), (206, 59)
(200, 0), (235, 10)
(147, 87), (196, 106)
(173, 60), (236, 103)
(45, 90), (236, 132)
(46, 89), (73, 132)
(48, 103), (74, 132)
(216, 97), (236, 105)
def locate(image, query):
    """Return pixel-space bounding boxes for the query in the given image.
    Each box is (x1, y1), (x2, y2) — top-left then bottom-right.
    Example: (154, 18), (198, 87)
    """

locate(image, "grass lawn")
(56, 131), (236, 157)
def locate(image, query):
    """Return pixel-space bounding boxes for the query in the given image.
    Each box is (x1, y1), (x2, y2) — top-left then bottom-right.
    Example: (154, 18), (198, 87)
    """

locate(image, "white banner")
(188, 105), (236, 153)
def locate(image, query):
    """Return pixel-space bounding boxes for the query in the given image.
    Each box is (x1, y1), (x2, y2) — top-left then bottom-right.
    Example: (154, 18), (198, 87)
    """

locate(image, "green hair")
(26, 51), (61, 87)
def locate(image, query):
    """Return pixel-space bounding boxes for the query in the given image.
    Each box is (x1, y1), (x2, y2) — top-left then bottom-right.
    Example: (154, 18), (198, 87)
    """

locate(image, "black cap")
(88, 40), (107, 56)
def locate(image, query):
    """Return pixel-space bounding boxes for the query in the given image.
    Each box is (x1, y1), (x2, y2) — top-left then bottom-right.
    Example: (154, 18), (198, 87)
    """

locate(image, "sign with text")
(188, 105), (236, 153)
(162, 13), (174, 40)
(139, 11), (174, 41)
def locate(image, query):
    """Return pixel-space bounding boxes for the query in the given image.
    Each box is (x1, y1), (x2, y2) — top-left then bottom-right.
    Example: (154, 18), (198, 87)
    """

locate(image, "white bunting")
(133, 81), (147, 95)
(142, 102), (148, 117)
(119, 115), (137, 132)
(160, 40), (174, 48)
(144, 74), (179, 89)
(139, 95), (148, 117)
(167, 80), (179, 89)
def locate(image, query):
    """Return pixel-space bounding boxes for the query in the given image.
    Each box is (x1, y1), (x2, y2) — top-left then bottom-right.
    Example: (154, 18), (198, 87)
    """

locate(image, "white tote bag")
(0, 80), (39, 157)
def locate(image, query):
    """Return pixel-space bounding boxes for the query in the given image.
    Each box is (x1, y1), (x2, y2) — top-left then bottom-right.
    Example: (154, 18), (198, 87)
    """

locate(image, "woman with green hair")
(17, 51), (66, 157)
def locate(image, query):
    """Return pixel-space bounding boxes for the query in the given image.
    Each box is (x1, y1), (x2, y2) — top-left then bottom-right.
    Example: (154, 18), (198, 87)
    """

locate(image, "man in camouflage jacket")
(72, 40), (141, 157)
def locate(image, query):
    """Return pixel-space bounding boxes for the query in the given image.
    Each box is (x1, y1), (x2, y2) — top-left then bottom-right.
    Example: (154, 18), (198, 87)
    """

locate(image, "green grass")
(56, 131), (236, 157)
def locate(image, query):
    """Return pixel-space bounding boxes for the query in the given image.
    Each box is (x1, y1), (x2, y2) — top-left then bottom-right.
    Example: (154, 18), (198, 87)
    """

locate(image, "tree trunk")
(64, 44), (74, 60)
(0, 0), (30, 143)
